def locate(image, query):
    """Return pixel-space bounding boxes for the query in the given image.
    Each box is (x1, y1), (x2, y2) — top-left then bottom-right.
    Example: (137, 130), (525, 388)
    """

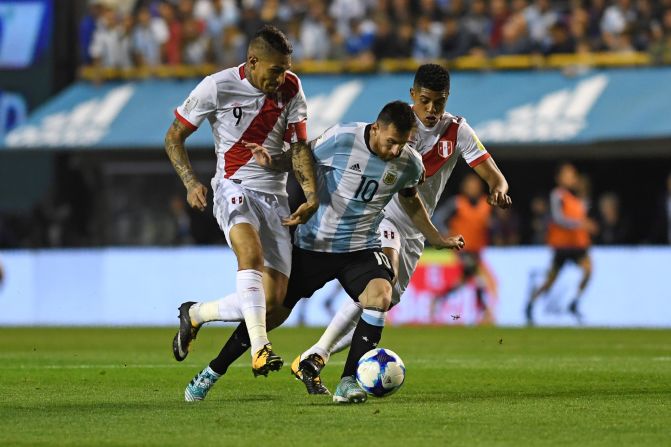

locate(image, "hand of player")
(282, 201), (318, 226)
(186, 181), (208, 211)
(488, 189), (512, 209)
(245, 141), (273, 169)
(431, 234), (465, 251)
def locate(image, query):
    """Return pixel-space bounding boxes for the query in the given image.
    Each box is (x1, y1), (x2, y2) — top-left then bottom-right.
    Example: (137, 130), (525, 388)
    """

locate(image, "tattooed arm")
(164, 118), (208, 211)
(282, 140), (319, 226)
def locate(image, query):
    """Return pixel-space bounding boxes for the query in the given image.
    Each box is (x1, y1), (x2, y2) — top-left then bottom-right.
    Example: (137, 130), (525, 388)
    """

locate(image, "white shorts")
(379, 218), (424, 305)
(212, 178), (292, 277)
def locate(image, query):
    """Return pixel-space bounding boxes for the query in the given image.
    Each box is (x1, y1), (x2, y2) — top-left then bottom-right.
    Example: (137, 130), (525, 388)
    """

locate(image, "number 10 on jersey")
(354, 176), (379, 203)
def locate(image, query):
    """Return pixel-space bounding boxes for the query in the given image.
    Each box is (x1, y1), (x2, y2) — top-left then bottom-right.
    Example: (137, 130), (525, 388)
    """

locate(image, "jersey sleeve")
(283, 83), (308, 144)
(458, 119), (491, 167)
(174, 76), (218, 130)
(309, 124), (340, 167)
(403, 147), (426, 189)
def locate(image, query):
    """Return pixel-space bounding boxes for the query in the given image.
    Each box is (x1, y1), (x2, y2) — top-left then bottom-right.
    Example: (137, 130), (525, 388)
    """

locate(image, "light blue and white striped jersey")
(295, 122), (424, 253)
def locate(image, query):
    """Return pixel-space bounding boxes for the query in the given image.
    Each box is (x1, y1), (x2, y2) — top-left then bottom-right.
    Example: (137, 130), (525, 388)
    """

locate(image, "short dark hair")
(377, 101), (416, 134)
(414, 64), (450, 93)
(251, 25), (293, 55)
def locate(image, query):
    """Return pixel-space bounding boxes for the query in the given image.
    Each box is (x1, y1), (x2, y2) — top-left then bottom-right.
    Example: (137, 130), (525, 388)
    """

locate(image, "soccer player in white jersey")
(291, 64), (512, 395)
(180, 101), (465, 403)
(164, 26), (318, 389)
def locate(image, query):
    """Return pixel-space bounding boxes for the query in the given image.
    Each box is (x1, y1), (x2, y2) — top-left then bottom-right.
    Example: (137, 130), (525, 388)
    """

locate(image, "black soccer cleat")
(172, 301), (201, 362)
(252, 343), (284, 377)
(297, 353), (331, 395)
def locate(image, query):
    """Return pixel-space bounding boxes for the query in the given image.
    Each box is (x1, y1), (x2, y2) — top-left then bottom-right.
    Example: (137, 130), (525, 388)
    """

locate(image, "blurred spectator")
(528, 195), (551, 245)
(300, 2), (331, 60)
(89, 7), (133, 68)
(372, 17), (412, 60)
(132, 7), (167, 66)
(413, 15), (443, 59)
(330, 0), (370, 37)
(463, 0), (492, 52)
(490, 207), (521, 245)
(545, 22), (577, 54)
(489, 0), (510, 52)
(169, 195), (194, 245)
(182, 17), (211, 64)
(497, 0), (532, 55)
(344, 18), (376, 57)
(80, 0), (105, 64)
(214, 25), (247, 68)
(159, 1), (183, 65)
(651, 172), (671, 243)
(442, 15), (472, 58)
(595, 192), (629, 244)
(524, 0), (559, 52)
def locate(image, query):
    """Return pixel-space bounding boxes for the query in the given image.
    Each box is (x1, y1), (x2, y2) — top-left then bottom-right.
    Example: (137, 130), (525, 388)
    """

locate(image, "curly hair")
(413, 64), (450, 93)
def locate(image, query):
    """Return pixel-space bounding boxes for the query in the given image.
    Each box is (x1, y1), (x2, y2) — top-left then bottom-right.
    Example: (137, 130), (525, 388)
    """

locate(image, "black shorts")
(283, 246), (395, 309)
(552, 248), (589, 270)
(458, 251), (481, 277)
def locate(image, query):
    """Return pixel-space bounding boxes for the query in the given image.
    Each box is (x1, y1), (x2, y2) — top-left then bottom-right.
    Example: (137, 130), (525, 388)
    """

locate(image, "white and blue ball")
(356, 348), (405, 397)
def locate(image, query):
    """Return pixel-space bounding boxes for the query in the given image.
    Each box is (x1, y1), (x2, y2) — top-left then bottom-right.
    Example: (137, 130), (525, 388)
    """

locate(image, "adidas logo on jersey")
(349, 163), (361, 172)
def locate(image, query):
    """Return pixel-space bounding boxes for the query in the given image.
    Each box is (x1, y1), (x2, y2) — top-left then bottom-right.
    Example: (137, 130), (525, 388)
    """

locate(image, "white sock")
(189, 293), (243, 325)
(237, 269), (269, 355)
(331, 326), (355, 355)
(301, 299), (362, 363)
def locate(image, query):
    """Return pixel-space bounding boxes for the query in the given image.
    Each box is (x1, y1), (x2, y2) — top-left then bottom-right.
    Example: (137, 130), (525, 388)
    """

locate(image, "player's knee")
(363, 280), (393, 311)
(236, 246), (264, 270)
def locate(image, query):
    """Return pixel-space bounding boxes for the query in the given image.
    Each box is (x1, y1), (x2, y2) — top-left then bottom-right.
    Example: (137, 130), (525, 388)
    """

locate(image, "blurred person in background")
(182, 16), (212, 64)
(490, 206), (521, 246)
(132, 6), (167, 66)
(524, 0), (559, 52)
(651, 172), (671, 244)
(300, 1), (331, 60)
(526, 163), (598, 325)
(89, 6), (133, 68)
(431, 173), (498, 323)
(413, 15), (443, 59)
(528, 195), (551, 245)
(595, 192), (629, 244)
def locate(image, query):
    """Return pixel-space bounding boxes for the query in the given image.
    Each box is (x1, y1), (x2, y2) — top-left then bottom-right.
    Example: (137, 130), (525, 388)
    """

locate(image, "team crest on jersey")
(382, 171), (398, 185)
(438, 140), (454, 158)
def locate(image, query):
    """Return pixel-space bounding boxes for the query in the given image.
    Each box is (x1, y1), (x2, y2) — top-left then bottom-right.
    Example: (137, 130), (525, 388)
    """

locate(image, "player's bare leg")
(228, 223), (283, 376)
(332, 278), (392, 404)
(568, 256), (592, 323)
(526, 267), (560, 325)
(295, 247), (400, 395)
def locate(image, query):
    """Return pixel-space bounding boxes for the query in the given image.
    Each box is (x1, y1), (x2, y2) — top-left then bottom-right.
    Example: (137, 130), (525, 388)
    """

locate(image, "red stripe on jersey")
(279, 72), (300, 100)
(284, 120), (307, 143)
(239, 64), (245, 79)
(422, 119), (459, 178)
(468, 153), (491, 167)
(174, 109), (197, 131)
(224, 98), (283, 178)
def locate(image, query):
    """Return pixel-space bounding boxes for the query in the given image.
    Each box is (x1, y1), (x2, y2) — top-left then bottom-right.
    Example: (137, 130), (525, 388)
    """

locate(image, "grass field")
(1, 326), (670, 446)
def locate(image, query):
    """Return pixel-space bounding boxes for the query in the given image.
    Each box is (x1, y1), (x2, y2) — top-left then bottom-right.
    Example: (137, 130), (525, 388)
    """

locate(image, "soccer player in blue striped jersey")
(182, 101), (465, 403)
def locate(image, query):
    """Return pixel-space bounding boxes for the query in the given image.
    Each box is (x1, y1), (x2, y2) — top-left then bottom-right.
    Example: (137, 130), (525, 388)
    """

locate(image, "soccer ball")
(356, 348), (405, 397)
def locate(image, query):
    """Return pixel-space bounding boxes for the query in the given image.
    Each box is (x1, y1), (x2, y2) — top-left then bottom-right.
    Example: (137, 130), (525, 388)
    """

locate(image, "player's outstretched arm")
(283, 140), (318, 226)
(398, 187), (465, 251)
(164, 118), (208, 211)
(473, 157), (512, 209)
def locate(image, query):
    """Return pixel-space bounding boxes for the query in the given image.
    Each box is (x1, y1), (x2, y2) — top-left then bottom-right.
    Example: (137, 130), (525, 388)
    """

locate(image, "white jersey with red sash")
(175, 64), (308, 196)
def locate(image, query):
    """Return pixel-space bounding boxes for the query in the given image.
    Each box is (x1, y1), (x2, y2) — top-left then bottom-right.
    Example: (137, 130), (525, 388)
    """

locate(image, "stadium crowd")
(81, 0), (671, 69)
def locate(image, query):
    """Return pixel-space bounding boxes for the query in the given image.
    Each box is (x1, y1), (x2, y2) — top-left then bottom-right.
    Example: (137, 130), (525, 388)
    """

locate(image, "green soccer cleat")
(184, 367), (220, 402)
(333, 376), (367, 404)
